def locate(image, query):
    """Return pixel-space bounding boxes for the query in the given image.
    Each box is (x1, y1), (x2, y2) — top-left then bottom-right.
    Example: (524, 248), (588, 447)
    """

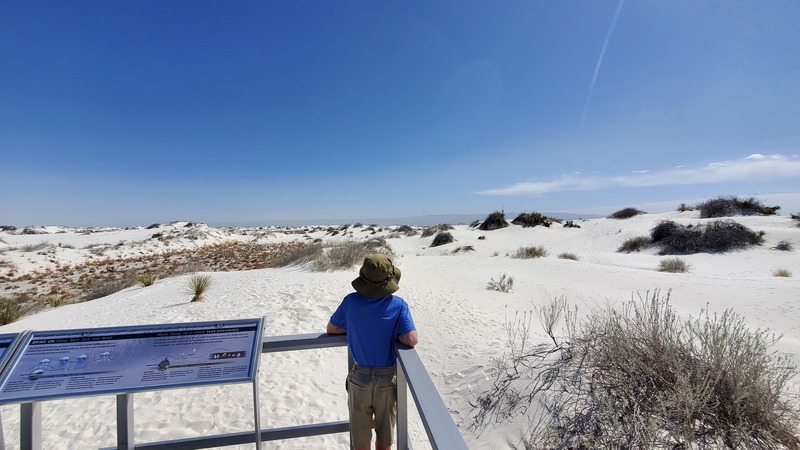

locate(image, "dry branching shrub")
(471, 291), (800, 449)
(511, 212), (554, 228)
(773, 240), (793, 251)
(608, 207), (645, 219)
(514, 245), (547, 259)
(486, 274), (514, 292)
(421, 224), (454, 238)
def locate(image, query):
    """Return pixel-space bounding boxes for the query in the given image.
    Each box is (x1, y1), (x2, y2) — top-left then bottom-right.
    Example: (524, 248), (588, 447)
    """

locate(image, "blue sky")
(2, 1), (799, 227)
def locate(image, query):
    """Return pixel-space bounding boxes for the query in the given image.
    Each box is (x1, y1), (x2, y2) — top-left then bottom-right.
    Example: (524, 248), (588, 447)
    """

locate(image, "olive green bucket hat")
(352, 254), (401, 299)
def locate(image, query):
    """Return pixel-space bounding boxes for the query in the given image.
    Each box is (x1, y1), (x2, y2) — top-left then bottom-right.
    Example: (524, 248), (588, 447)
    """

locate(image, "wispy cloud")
(478, 154), (800, 197)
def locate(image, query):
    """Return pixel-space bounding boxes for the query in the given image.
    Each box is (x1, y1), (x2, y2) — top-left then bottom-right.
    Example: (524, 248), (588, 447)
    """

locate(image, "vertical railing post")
(396, 364), (409, 450)
(116, 394), (134, 450)
(20, 402), (41, 450)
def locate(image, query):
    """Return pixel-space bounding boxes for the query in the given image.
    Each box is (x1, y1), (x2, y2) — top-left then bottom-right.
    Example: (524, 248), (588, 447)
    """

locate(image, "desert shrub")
(697, 195), (780, 218)
(677, 203), (695, 212)
(511, 212), (553, 228)
(608, 207), (645, 219)
(186, 274), (212, 302)
(486, 274), (514, 292)
(479, 211), (509, 231)
(617, 236), (651, 253)
(85, 277), (135, 300)
(469, 219), (481, 228)
(431, 232), (455, 247)
(0, 296), (41, 325)
(44, 295), (69, 307)
(773, 268), (792, 277)
(137, 274), (157, 287)
(421, 224), (454, 238)
(557, 252), (579, 261)
(562, 220), (580, 228)
(513, 245), (547, 259)
(274, 242), (324, 266)
(658, 257), (691, 273)
(314, 240), (374, 271)
(21, 242), (50, 252)
(452, 246), (474, 254)
(395, 225), (417, 237)
(471, 291), (800, 449)
(654, 220), (761, 255)
(773, 240), (793, 251)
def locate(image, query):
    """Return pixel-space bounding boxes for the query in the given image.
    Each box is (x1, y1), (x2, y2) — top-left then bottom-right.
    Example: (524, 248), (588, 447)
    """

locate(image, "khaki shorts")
(347, 364), (397, 448)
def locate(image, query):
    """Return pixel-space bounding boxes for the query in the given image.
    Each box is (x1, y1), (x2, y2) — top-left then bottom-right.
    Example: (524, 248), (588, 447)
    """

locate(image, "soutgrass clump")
(658, 257), (691, 273)
(617, 235), (651, 253)
(0, 296), (41, 325)
(186, 274), (212, 302)
(421, 224), (454, 238)
(514, 245), (548, 259)
(773, 240), (793, 251)
(557, 252), (579, 261)
(608, 207), (645, 219)
(697, 195), (780, 218)
(479, 211), (509, 231)
(486, 274), (514, 292)
(44, 295), (69, 307)
(470, 291), (800, 449)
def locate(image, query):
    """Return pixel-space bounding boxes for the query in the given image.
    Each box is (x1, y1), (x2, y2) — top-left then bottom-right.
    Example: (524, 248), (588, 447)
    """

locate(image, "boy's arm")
(397, 329), (418, 348)
(327, 321), (346, 335)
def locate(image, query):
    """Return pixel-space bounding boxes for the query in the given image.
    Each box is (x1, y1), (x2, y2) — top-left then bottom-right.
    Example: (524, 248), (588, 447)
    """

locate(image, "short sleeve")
(330, 299), (347, 329)
(397, 301), (416, 336)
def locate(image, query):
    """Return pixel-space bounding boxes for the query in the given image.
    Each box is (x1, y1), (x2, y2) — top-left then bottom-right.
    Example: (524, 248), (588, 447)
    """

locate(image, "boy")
(327, 254), (418, 450)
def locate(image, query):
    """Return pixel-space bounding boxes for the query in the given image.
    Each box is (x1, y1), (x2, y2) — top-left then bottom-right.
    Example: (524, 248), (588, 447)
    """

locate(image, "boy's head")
(352, 253), (401, 298)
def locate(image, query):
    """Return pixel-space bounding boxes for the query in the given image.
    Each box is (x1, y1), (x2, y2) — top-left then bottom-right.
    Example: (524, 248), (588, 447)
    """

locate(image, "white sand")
(0, 212), (798, 449)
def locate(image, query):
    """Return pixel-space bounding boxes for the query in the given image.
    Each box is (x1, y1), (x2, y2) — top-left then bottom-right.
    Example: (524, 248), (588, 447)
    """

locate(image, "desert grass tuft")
(658, 257), (691, 273)
(137, 274), (157, 287)
(772, 240), (793, 251)
(557, 252), (579, 261)
(513, 245), (547, 259)
(44, 295), (69, 307)
(772, 268), (792, 277)
(617, 236), (651, 253)
(186, 274), (213, 302)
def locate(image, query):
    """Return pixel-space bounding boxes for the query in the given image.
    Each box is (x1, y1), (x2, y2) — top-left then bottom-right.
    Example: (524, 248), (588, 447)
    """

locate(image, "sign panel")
(0, 332), (23, 373)
(0, 318), (263, 404)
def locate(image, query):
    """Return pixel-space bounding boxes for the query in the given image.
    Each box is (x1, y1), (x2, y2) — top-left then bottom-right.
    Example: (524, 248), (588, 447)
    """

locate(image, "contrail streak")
(581, 0), (625, 132)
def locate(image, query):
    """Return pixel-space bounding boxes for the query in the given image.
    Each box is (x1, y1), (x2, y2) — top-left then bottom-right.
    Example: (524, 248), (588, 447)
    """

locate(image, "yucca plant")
(186, 274), (212, 302)
(0, 297), (40, 325)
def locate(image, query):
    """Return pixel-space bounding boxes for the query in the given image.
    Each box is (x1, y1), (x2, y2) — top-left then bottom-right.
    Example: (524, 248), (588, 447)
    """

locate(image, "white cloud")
(478, 154), (800, 196)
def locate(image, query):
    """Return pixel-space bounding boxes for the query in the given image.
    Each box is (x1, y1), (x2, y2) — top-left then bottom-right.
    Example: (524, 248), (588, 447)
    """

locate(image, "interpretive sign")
(0, 318), (264, 404)
(0, 332), (23, 374)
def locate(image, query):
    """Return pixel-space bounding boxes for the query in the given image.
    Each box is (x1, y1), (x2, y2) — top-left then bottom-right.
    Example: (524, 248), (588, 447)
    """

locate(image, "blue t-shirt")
(329, 293), (416, 367)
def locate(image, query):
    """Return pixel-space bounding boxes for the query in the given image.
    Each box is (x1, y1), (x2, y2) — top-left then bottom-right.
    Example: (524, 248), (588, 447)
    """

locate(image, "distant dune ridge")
(0, 200), (798, 448)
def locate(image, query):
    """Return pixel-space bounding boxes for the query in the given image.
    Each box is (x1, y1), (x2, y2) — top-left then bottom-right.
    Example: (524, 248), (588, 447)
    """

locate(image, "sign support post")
(116, 393), (134, 450)
(20, 402), (41, 450)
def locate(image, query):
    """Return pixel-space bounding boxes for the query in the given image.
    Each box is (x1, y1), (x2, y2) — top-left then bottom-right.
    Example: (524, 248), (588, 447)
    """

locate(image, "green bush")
(651, 220), (761, 255)
(608, 207), (645, 219)
(696, 196), (780, 218)
(479, 211), (509, 231)
(431, 232), (455, 247)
